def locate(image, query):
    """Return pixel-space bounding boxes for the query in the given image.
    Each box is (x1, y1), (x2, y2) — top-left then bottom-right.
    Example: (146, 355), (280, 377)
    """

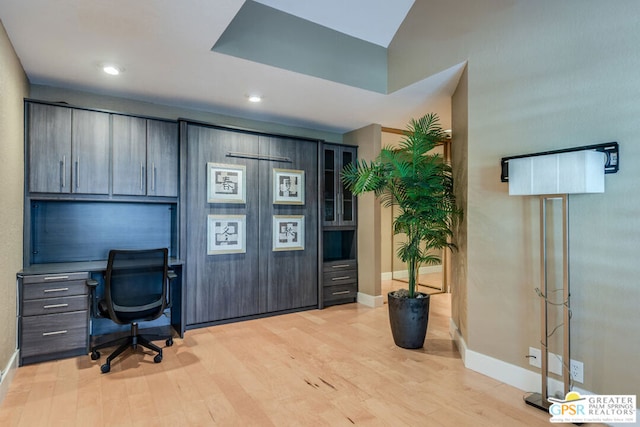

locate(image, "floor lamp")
(502, 144), (617, 412)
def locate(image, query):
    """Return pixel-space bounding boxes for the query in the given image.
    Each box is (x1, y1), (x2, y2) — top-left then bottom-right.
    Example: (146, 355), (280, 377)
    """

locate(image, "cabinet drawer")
(323, 269), (358, 287)
(23, 295), (88, 316)
(22, 272), (89, 284)
(323, 284), (357, 302)
(22, 278), (88, 300)
(323, 259), (357, 272)
(21, 311), (88, 358)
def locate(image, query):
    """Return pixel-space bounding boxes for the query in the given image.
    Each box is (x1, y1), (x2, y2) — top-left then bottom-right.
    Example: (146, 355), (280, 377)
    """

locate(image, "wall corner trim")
(357, 292), (384, 308)
(0, 349), (19, 405)
(451, 318), (542, 395)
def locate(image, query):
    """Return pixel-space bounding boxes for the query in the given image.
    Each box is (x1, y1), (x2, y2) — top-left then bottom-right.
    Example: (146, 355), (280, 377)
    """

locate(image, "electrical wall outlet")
(570, 359), (584, 383)
(528, 347), (584, 384)
(528, 347), (541, 368)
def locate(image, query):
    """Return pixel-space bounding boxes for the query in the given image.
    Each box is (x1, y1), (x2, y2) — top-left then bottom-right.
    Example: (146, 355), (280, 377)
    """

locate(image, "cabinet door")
(322, 147), (337, 225)
(184, 125), (261, 325)
(259, 136), (319, 313)
(323, 144), (357, 227)
(339, 147), (357, 227)
(28, 103), (72, 193)
(112, 115), (147, 195)
(71, 109), (110, 194)
(147, 120), (178, 197)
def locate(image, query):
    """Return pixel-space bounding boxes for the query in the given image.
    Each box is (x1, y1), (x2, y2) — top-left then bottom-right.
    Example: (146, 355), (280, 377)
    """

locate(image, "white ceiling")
(0, 0), (463, 134)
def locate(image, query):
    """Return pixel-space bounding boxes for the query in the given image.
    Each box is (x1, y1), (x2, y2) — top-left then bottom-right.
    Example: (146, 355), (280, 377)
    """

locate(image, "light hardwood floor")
(0, 284), (602, 426)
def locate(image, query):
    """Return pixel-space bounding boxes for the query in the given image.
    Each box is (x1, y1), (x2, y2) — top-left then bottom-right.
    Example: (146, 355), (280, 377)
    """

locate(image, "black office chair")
(88, 248), (175, 373)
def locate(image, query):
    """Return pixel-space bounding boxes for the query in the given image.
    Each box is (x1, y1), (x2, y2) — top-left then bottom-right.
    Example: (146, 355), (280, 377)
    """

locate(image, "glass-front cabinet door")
(323, 144), (357, 227)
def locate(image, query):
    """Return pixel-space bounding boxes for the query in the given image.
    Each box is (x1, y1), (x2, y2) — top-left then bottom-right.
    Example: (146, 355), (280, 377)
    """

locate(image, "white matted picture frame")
(272, 215), (305, 251)
(273, 168), (305, 205)
(207, 163), (246, 204)
(207, 215), (246, 255)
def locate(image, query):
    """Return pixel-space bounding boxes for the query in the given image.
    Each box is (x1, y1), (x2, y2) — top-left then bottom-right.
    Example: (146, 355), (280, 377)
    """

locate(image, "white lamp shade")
(509, 150), (605, 196)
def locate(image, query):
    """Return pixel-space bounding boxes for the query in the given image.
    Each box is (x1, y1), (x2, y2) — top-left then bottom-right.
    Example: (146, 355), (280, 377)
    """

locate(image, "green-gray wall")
(390, 0), (640, 396)
(0, 19), (28, 386)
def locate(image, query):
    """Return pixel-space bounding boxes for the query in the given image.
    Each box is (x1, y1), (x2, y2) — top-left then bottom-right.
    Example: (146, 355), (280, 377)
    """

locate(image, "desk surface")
(19, 258), (183, 276)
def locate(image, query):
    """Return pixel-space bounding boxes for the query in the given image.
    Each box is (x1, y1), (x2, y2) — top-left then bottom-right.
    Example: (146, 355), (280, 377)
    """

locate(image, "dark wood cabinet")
(183, 126), (261, 324)
(181, 122), (319, 326)
(323, 144), (357, 227)
(112, 115), (178, 197)
(147, 119), (179, 197)
(322, 230), (358, 306)
(112, 115), (146, 195)
(72, 109), (110, 195)
(18, 272), (90, 365)
(27, 101), (178, 199)
(27, 103), (71, 193)
(27, 103), (109, 195)
(321, 143), (358, 307)
(322, 259), (358, 305)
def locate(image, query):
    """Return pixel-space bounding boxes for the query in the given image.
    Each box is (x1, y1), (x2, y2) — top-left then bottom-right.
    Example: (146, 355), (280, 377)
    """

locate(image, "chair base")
(90, 322), (173, 373)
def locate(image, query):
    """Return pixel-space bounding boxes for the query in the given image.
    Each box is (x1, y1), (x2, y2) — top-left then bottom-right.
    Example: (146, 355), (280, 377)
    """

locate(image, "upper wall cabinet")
(28, 103), (110, 195)
(112, 115), (178, 197)
(26, 101), (179, 199)
(323, 144), (357, 228)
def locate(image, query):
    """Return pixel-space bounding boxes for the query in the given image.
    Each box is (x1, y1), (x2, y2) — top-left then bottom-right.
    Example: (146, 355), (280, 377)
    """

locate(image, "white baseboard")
(357, 292), (384, 308)
(449, 319), (584, 398)
(449, 319), (639, 426)
(449, 318), (564, 396)
(0, 350), (19, 405)
(381, 272), (393, 281)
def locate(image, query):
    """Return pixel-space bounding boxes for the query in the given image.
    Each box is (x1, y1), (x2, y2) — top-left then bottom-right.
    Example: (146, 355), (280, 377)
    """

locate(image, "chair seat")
(98, 295), (164, 323)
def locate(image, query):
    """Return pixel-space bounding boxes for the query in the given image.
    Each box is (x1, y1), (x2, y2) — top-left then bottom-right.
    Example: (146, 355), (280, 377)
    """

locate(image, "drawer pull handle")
(43, 303), (69, 309)
(331, 264), (351, 269)
(332, 290), (351, 295)
(44, 276), (69, 281)
(331, 276), (351, 281)
(43, 287), (69, 293)
(42, 330), (67, 336)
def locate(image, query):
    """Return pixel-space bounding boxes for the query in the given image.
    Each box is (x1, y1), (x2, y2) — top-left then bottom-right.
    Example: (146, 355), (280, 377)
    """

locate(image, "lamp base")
(524, 392), (551, 412)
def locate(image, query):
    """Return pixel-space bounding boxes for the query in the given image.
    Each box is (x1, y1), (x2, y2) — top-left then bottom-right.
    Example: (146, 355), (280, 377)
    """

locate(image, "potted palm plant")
(341, 113), (461, 349)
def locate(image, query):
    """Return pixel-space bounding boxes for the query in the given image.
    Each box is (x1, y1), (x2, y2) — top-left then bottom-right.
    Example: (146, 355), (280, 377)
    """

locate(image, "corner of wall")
(0, 350), (19, 405)
(344, 124), (383, 298)
(0, 18), (28, 390)
(450, 65), (469, 344)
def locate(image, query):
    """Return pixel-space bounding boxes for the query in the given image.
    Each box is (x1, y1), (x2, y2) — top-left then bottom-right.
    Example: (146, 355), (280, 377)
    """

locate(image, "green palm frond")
(341, 113), (462, 298)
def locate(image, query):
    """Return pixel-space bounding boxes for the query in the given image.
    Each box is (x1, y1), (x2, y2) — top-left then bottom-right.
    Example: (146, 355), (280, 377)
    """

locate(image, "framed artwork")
(273, 168), (304, 205)
(207, 215), (246, 255)
(272, 215), (305, 251)
(207, 163), (246, 204)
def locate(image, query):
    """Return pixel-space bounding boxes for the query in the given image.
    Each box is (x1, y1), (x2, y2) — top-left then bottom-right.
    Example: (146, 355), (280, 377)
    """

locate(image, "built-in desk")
(17, 259), (184, 366)
(19, 258), (183, 275)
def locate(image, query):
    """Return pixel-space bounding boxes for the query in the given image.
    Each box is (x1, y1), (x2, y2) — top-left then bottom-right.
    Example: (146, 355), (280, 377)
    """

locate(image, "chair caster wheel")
(91, 351), (100, 360)
(154, 354), (163, 363)
(166, 337), (173, 347)
(100, 363), (110, 374)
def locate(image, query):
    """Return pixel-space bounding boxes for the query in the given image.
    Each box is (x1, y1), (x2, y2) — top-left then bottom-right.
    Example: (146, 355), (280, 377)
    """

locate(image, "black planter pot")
(387, 291), (431, 349)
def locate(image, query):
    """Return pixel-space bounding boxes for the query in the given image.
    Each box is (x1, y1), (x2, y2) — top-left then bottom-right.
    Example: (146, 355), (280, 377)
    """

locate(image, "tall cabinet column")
(321, 143), (358, 307)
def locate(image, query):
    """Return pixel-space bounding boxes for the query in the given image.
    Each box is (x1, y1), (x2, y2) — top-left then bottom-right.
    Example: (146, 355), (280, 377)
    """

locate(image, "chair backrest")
(104, 248), (169, 325)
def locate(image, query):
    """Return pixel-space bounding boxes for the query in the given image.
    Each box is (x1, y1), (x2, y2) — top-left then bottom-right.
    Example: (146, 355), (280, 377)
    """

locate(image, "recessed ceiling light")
(248, 95), (262, 103)
(103, 65), (122, 76)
